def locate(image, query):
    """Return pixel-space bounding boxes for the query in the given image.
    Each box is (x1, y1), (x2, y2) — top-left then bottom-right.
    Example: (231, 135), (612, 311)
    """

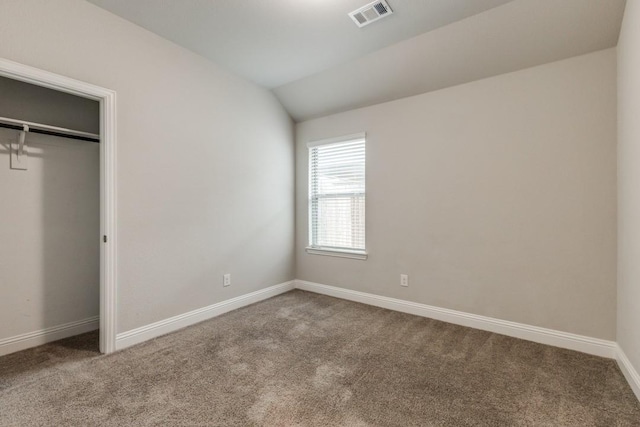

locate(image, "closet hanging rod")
(0, 116), (100, 143)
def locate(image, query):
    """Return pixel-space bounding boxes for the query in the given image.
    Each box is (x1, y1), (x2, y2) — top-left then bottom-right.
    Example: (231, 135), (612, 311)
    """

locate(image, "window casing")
(307, 133), (366, 259)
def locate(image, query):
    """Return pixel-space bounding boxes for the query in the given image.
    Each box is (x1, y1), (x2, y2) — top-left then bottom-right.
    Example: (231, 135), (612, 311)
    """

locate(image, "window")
(307, 133), (366, 260)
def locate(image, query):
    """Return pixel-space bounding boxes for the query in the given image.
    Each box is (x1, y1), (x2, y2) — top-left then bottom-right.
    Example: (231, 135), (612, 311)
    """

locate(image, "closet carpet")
(1, 290), (639, 426)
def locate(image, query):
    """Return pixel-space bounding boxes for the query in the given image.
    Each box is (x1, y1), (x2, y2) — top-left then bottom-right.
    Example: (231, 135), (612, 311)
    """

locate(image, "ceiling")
(87, 0), (626, 122)
(275, 0), (626, 121)
(86, 0), (514, 88)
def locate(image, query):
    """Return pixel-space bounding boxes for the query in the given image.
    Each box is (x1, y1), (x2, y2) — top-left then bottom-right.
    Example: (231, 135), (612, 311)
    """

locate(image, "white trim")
(0, 58), (118, 354)
(115, 281), (295, 351)
(616, 345), (640, 401)
(99, 81), (118, 355)
(294, 280), (617, 359)
(305, 247), (368, 260)
(307, 132), (366, 148)
(0, 317), (99, 357)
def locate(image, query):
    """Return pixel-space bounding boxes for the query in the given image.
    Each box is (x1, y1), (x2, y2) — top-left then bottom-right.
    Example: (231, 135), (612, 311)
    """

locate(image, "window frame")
(306, 132), (368, 260)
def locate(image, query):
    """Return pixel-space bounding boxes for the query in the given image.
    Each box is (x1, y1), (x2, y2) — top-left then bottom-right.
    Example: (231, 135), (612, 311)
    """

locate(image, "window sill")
(305, 247), (368, 260)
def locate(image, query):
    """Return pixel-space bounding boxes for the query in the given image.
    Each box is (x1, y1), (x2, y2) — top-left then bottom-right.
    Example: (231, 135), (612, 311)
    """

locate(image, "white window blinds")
(309, 134), (365, 252)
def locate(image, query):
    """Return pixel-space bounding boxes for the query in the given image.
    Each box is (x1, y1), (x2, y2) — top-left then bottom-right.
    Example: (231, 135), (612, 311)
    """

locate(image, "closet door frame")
(0, 58), (118, 354)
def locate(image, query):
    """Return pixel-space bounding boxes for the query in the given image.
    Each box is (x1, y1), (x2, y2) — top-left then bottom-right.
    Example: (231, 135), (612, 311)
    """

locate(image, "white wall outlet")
(223, 273), (231, 287)
(400, 274), (409, 287)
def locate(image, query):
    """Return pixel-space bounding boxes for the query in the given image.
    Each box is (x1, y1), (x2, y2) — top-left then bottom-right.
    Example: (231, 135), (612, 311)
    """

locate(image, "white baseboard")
(295, 280), (617, 359)
(116, 281), (295, 351)
(0, 316), (99, 356)
(617, 346), (640, 401)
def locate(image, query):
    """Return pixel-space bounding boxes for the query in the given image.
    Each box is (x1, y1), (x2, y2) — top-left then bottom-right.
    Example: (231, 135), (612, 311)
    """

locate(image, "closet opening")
(0, 59), (117, 355)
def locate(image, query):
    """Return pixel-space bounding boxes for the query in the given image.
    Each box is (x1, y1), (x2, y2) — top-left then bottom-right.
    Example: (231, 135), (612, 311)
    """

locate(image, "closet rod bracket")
(18, 124), (29, 157)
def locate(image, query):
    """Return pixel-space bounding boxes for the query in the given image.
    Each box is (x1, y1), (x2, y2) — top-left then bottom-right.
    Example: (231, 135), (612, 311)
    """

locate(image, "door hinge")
(103, 235), (107, 243)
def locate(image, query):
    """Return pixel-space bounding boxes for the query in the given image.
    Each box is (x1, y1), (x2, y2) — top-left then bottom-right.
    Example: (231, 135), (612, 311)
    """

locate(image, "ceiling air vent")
(349, 0), (394, 28)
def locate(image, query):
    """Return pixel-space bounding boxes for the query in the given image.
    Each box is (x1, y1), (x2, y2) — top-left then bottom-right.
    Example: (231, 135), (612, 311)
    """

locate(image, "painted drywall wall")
(0, 129), (99, 339)
(0, 77), (100, 339)
(618, 0), (640, 381)
(296, 49), (617, 340)
(0, 0), (294, 335)
(0, 76), (99, 133)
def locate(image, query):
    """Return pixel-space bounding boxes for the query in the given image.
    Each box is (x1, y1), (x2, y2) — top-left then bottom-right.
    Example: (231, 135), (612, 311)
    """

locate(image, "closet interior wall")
(0, 76), (100, 352)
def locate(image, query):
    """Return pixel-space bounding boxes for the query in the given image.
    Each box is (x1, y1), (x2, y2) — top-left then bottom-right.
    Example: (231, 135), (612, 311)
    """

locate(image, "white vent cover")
(349, 1), (393, 28)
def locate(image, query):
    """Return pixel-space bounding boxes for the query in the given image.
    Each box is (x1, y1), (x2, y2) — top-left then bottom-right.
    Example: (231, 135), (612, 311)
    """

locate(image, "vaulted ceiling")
(87, 0), (626, 121)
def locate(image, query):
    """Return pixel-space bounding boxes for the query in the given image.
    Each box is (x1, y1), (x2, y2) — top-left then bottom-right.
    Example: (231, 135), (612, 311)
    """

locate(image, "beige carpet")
(1, 290), (639, 426)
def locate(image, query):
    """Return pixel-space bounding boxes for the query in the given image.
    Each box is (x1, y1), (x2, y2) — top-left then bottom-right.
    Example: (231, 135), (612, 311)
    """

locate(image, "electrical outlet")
(400, 274), (409, 287)
(223, 273), (231, 287)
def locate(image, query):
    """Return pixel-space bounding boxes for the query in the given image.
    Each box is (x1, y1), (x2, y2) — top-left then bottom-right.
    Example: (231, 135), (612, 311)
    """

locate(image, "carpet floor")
(1, 290), (639, 426)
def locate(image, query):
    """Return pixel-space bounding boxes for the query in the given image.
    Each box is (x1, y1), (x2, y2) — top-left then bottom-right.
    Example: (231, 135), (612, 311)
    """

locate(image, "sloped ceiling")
(274, 0), (626, 121)
(87, 0), (625, 122)
(86, 0), (514, 88)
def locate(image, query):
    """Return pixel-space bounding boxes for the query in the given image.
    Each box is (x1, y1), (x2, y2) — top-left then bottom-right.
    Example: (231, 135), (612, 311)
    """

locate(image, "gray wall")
(0, 76), (99, 133)
(0, 129), (99, 338)
(618, 0), (640, 379)
(0, 77), (100, 339)
(296, 49), (617, 340)
(0, 0), (295, 335)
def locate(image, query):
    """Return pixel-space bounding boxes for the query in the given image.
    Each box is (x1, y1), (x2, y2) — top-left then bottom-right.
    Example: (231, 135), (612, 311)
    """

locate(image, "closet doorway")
(0, 59), (117, 355)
